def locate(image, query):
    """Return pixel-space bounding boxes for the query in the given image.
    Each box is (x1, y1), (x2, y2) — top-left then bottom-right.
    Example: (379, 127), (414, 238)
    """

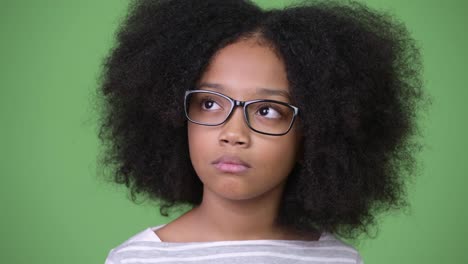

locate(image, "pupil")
(260, 107), (269, 115)
(204, 101), (213, 108)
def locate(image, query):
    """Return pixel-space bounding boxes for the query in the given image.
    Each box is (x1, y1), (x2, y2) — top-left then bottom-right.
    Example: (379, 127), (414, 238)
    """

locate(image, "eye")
(256, 104), (282, 119)
(201, 98), (222, 111)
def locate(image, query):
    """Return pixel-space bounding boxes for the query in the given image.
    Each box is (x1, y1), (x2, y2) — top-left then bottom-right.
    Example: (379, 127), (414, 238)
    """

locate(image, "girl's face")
(188, 39), (301, 202)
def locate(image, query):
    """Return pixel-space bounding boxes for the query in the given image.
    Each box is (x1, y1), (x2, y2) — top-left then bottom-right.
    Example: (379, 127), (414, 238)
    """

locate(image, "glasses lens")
(186, 91), (232, 125)
(246, 101), (295, 135)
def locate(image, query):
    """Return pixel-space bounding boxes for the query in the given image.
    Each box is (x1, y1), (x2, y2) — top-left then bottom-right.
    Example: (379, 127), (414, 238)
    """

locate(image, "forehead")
(198, 39), (290, 100)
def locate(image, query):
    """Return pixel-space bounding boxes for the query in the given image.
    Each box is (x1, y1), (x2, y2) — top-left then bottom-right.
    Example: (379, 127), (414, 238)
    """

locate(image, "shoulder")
(104, 225), (164, 264)
(318, 232), (365, 263)
(116, 225), (164, 245)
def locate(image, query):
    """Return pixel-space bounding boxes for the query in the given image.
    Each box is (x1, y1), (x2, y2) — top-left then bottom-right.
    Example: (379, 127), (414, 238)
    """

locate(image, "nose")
(218, 107), (251, 147)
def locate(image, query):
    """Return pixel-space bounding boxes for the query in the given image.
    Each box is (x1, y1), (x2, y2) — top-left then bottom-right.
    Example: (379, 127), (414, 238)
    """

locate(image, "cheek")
(187, 124), (211, 171)
(255, 136), (299, 174)
(188, 124), (201, 156)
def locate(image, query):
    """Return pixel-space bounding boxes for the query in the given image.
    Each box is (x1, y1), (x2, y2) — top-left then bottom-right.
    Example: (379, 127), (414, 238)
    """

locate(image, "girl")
(99, 0), (427, 263)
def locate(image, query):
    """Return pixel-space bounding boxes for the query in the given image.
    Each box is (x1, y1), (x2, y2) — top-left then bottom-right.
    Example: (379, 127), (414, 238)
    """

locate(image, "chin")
(214, 182), (281, 202)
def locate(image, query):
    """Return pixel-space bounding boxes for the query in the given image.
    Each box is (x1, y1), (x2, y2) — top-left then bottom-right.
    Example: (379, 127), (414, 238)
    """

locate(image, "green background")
(1, 0), (466, 263)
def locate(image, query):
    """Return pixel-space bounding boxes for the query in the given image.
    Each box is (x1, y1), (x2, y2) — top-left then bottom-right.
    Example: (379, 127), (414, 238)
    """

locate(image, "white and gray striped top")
(105, 225), (364, 264)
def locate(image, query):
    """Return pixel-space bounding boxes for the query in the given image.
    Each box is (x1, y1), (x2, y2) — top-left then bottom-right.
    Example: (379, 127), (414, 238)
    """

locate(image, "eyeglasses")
(184, 90), (299, 136)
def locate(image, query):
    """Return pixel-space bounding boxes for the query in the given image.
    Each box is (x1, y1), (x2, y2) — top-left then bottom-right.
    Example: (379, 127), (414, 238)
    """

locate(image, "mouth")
(212, 155), (251, 174)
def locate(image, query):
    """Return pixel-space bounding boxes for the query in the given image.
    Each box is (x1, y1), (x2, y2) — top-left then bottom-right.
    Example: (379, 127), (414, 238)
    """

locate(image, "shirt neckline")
(146, 224), (330, 244)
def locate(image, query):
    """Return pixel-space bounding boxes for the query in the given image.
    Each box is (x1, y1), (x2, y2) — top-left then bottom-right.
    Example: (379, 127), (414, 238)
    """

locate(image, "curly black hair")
(97, 0), (430, 239)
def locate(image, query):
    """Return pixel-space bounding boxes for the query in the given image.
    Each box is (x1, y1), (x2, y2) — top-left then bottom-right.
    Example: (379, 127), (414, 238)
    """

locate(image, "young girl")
(99, 0), (427, 263)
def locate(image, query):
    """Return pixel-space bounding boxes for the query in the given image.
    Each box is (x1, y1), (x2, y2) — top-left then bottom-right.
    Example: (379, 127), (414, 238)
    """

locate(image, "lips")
(212, 155), (251, 173)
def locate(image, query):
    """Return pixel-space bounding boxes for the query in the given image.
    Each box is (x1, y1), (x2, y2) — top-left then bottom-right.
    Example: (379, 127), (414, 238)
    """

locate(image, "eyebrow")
(197, 82), (292, 100)
(198, 82), (224, 90)
(255, 87), (292, 100)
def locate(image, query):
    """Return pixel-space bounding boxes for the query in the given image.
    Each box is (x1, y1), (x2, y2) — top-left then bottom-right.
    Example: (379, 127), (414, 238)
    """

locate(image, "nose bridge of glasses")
(224, 99), (249, 128)
(233, 99), (245, 107)
(225, 98), (245, 120)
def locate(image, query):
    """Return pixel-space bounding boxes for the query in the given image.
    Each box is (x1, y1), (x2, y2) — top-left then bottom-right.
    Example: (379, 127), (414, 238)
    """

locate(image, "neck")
(191, 184), (289, 241)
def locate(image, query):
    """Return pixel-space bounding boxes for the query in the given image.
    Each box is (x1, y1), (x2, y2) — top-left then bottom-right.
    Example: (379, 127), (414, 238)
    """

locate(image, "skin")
(156, 38), (318, 242)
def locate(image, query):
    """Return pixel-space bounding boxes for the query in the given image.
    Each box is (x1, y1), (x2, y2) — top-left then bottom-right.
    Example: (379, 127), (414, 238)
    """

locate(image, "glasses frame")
(184, 89), (299, 136)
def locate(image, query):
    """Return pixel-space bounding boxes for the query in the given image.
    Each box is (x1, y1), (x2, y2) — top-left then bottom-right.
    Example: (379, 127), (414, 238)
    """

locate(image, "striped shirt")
(105, 225), (364, 264)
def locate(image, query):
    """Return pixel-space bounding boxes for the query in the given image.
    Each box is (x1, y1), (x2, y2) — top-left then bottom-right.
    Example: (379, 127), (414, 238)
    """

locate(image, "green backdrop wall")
(1, 0), (466, 263)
